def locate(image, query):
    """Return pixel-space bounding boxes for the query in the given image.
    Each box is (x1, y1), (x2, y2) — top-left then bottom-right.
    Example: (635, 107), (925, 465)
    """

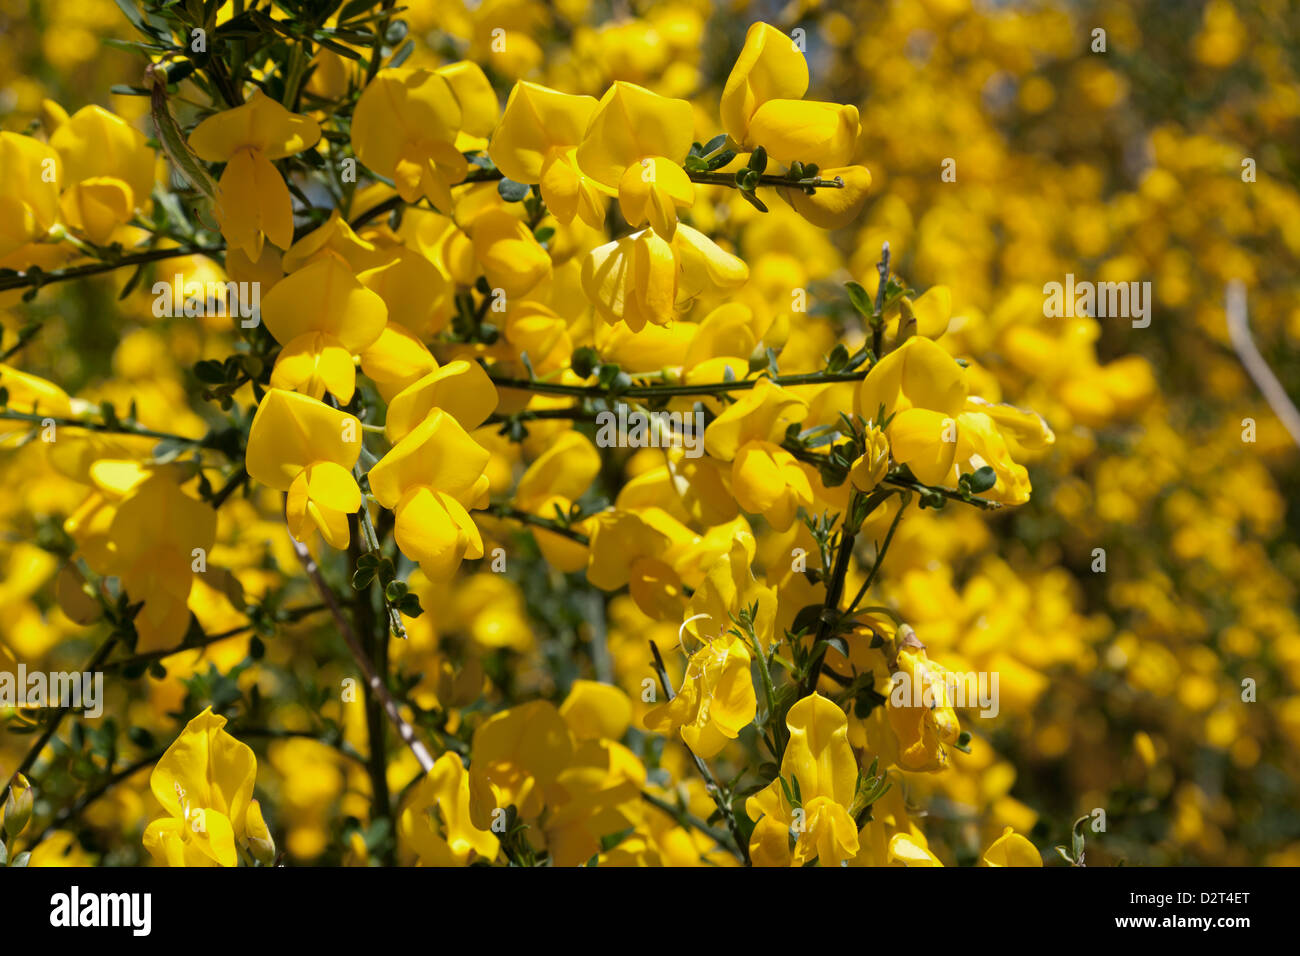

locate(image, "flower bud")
(4, 774), (33, 840)
(245, 799), (276, 865)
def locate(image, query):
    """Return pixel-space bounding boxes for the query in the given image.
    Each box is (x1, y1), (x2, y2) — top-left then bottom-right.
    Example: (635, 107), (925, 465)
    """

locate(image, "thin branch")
(1226, 280), (1300, 447)
(290, 534), (435, 774)
(0, 245), (223, 294)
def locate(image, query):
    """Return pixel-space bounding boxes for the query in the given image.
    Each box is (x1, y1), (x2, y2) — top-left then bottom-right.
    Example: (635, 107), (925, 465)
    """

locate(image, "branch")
(489, 368), (871, 400)
(290, 534), (435, 774)
(1226, 280), (1300, 448)
(485, 503), (591, 545)
(0, 245), (223, 294)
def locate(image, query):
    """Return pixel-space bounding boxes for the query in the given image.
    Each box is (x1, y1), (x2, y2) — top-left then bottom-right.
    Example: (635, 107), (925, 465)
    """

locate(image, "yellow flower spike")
(400, 752), (499, 866)
(188, 90), (322, 163)
(617, 156), (694, 240)
(245, 388), (363, 549)
(721, 22), (810, 147)
(644, 631), (756, 758)
(59, 177), (135, 245)
(469, 207), (552, 298)
(143, 708), (257, 868)
(352, 68), (467, 210)
(980, 826), (1043, 867)
(383, 359), (499, 443)
(560, 680), (633, 742)
(260, 256), (388, 403)
(745, 693), (860, 867)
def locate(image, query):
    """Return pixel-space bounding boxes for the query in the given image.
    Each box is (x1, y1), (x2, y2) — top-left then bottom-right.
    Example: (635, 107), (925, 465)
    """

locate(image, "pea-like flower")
(188, 91), (321, 258)
(367, 410), (493, 578)
(245, 388), (363, 551)
(143, 708), (257, 867)
(576, 81), (695, 239)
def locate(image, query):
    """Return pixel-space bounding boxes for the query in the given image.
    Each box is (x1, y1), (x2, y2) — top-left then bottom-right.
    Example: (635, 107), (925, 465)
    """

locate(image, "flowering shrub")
(0, 0), (1297, 868)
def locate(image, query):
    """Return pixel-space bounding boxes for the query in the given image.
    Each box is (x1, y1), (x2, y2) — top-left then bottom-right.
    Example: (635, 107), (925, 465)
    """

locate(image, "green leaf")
(844, 281), (873, 318)
(967, 465), (997, 494)
(497, 178), (530, 202)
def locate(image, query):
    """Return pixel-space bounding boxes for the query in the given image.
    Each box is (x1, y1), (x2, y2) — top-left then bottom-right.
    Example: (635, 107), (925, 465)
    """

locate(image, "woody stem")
(290, 534), (436, 777)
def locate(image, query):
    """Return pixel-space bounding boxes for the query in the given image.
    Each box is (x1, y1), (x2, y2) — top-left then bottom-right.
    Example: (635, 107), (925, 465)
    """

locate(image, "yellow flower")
(468, 700), (574, 827)
(383, 358), (499, 443)
(245, 388), (363, 550)
(367, 410), (492, 578)
(886, 637), (962, 773)
(721, 22), (809, 148)
(188, 91), (321, 258)
(703, 379), (811, 531)
(260, 256), (389, 403)
(745, 693), (861, 867)
(576, 81), (695, 239)
(720, 23), (870, 227)
(849, 425), (890, 493)
(0, 132), (61, 265)
(143, 708), (257, 867)
(489, 81), (608, 229)
(582, 224), (748, 332)
(352, 68), (469, 211)
(108, 469), (217, 654)
(645, 630), (756, 759)
(399, 752), (499, 866)
(469, 207), (552, 298)
(980, 826), (1042, 866)
(514, 431), (601, 572)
